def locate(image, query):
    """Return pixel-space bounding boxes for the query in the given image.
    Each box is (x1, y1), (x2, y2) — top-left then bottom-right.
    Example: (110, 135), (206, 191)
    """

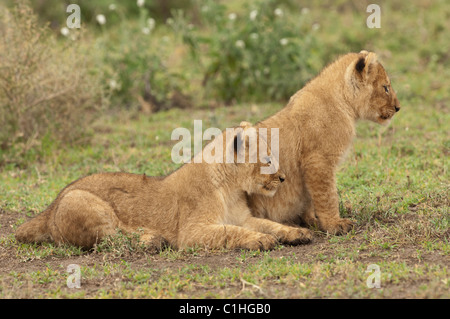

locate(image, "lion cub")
(248, 50), (401, 235)
(16, 122), (310, 250)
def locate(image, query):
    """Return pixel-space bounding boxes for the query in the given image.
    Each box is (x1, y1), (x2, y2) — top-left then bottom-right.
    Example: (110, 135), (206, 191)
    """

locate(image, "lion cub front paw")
(319, 218), (354, 235)
(278, 227), (313, 245)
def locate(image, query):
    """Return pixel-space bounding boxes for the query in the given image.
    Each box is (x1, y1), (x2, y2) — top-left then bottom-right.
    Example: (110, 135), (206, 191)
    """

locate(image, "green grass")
(0, 101), (448, 298)
(0, 250), (447, 298)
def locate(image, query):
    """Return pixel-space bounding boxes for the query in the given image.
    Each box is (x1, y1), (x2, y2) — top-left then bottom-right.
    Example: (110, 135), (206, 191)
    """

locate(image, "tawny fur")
(248, 50), (400, 234)
(15, 123), (312, 250)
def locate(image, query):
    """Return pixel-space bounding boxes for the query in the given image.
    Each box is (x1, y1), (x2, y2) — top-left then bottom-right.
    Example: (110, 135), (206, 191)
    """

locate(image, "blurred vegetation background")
(0, 0), (449, 166)
(0, 1), (448, 300)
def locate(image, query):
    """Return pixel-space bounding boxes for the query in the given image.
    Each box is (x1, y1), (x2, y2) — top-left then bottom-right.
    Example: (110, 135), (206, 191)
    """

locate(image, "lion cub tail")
(15, 207), (53, 244)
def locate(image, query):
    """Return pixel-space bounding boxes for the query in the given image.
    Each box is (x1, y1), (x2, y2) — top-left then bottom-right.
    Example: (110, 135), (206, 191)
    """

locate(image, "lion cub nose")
(395, 106), (400, 112)
(279, 175), (285, 183)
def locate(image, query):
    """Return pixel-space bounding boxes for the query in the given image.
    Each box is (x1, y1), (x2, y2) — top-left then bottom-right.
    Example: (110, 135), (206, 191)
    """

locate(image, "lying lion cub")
(16, 122), (310, 250)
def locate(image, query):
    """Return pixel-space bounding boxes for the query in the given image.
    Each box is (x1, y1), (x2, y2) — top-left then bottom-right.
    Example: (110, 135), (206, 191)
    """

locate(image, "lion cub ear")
(355, 50), (378, 79)
(239, 121), (254, 148)
(233, 126), (246, 160)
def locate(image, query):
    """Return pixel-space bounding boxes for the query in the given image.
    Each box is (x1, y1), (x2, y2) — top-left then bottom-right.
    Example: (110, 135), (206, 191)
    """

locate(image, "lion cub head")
(232, 121), (285, 197)
(345, 50), (400, 125)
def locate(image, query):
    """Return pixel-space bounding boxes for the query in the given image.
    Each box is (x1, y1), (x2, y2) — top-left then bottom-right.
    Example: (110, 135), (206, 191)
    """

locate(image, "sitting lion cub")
(16, 122), (310, 250)
(248, 50), (401, 235)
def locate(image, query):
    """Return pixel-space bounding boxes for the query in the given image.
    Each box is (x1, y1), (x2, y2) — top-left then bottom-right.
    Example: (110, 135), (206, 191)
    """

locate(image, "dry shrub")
(0, 1), (105, 165)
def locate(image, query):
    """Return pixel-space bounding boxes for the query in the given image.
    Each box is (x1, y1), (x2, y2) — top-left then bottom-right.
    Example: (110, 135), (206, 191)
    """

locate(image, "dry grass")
(0, 1), (105, 166)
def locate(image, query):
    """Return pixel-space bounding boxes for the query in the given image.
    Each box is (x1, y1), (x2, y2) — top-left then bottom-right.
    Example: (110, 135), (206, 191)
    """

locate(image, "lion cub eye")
(383, 85), (389, 94)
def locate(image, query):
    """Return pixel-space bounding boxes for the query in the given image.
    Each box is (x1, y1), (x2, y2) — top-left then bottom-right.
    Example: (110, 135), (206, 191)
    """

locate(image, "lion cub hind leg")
(140, 233), (170, 251)
(243, 217), (313, 245)
(50, 190), (120, 249)
(178, 224), (278, 251)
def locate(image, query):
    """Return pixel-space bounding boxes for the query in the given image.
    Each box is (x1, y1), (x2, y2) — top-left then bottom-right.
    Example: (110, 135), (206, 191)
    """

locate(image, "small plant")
(176, 0), (324, 104)
(97, 3), (192, 112)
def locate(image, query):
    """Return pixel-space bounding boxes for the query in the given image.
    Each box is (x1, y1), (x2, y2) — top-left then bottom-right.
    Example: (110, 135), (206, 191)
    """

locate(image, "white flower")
(228, 13), (237, 21)
(137, 0), (145, 7)
(312, 23), (320, 31)
(96, 14), (106, 25)
(109, 79), (118, 90)
(280, 38), (288, 46)
(301, 7), (310, 15)
(147, 18), (155, 30)
(109, 4), (116, 11)
(274, 8), (283, 17)
(235, 40), (245, 48)
(249, 10), (258, 21)
(201, 5), (209, 13)
(60, 27), (70, 37)
(250, 33), (259, 40)
(142, 27), (150, 35)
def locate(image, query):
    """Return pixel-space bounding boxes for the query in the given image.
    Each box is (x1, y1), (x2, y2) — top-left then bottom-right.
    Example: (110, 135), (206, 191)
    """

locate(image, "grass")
(0, 102), (448, 299)
(0, 0), (449, 299)
(0, 248), (447, 298)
